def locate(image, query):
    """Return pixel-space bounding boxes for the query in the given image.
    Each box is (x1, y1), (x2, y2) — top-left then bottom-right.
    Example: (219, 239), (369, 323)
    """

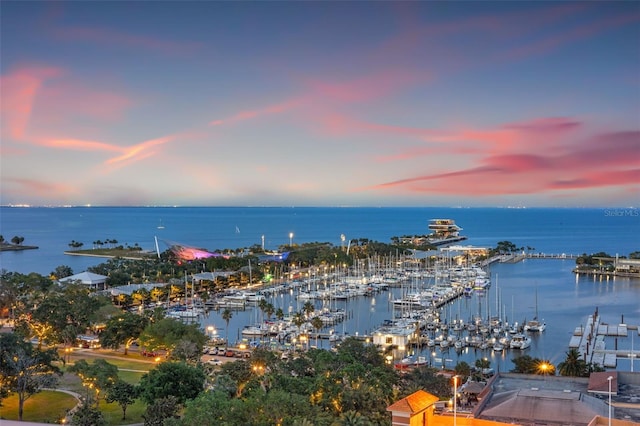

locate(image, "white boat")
(509, 333), (531, 349)
(525, 285), (546, 332)
(243, 291), (265, 303)
(241, 324), (268, 337)
(524, 319), (546, 332)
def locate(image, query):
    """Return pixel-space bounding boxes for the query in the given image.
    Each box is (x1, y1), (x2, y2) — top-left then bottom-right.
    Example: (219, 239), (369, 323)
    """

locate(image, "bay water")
(1, 206), (639, 372)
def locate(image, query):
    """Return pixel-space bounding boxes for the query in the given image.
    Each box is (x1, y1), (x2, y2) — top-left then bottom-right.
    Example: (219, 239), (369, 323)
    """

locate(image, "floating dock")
(569, 308), (640, 369)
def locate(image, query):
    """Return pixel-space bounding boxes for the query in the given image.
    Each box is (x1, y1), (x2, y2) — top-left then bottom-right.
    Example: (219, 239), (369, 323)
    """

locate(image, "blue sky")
(1, 1), (638, 207)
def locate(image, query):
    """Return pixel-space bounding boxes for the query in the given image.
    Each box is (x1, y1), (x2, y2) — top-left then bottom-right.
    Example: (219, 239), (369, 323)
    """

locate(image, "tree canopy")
(137, 361), (206, 405)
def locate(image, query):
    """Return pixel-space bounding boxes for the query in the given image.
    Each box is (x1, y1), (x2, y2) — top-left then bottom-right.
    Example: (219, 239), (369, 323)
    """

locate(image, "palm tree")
(337, 410), (370, 426)
(222, 308), (233, 345)
(275, 308), (284, 321)
(292, 312), (306, 349)
(302, 301), (315, 318)
(264, 302), (275, 321)
(311, 316), (324, 347)
(558, 348), (587, 377)
(258, 299), (269, 323)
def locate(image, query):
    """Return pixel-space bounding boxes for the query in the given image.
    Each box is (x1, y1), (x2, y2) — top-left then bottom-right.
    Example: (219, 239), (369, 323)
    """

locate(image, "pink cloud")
(53, 26), (201, 55)
(104, 134), (176, 167)
(0, 65), (63, 140)
(29, 132), (181, 173)
(39, 137), (122, 152)
(304, 69), (430, 103)
(209, 97), (304, 127)
(39, 82), (131, 123)
(209, 67), (431, 131)
(3, 177), (75, 199)
(550, 169), (640, 190)
(368, 119), (638, 196)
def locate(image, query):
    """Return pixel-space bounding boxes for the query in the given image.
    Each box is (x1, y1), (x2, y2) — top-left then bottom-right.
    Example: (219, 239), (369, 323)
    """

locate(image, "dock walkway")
(569, 309), (640, 369)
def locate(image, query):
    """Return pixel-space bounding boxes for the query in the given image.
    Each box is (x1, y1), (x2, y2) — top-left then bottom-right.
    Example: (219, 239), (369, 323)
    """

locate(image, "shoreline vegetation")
(0, 243), (38, 252)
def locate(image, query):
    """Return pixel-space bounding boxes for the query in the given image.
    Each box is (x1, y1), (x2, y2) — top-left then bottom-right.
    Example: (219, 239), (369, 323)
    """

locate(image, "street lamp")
(540, 362), (549, 377)
(453, 375), (459, 426)
(607, 375), (613, 426)
(289, 232), (293, 246)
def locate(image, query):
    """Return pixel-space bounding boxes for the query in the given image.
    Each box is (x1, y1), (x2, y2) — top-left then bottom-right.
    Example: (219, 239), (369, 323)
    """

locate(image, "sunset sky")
(1, 1), (638, 207)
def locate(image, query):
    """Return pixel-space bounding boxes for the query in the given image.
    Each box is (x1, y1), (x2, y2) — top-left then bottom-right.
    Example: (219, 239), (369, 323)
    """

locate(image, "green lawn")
(100, 399), (146, 425)
(3, 349), (157, 425)
(0, 390), (76, 423)
(65, 351), (155, 371)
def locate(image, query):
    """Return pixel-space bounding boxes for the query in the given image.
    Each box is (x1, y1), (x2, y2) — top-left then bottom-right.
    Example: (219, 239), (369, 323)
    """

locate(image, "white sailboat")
(524, 285), (546, 332)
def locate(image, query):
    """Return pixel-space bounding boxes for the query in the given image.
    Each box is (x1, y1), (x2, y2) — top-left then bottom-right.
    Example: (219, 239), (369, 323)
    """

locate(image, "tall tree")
(105, 379), (138, 420)
(68, 359), (119, 406)
(138, 317), (206, 357)
(142, 396), (181, 426)
(311, 316), (324, 347)
(0, 333), (61, 421)
(23, 283), (105, 349)
(221, 308), (233, 344)
(71, 400), (107, 426)
(100, 312), (149, 355)
(137, 361), (206, 405)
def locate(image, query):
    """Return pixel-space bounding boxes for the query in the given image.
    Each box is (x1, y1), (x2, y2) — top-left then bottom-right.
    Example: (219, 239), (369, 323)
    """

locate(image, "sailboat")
(157, 219), (165, 230)
(524, 285), (546, 332)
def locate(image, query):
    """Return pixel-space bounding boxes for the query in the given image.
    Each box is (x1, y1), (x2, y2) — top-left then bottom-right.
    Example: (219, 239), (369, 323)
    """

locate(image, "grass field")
(5, 349), (157, 425)
(0, 390), (76, 423)
(100, 399), (146, 425)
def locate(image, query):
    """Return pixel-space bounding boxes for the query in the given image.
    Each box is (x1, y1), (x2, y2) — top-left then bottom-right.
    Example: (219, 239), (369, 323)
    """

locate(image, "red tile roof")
(387, 390), (440, 413)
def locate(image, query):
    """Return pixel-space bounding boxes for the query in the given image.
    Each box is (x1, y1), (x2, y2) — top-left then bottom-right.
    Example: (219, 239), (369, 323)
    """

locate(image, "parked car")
(207, 358), (223, 366)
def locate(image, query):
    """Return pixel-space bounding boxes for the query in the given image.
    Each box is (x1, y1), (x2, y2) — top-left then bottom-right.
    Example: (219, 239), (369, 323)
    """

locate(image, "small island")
(0, 235), (38, 252)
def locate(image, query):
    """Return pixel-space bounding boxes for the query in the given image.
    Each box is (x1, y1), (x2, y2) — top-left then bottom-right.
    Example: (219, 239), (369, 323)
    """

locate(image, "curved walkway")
(44, 387), (83, 424)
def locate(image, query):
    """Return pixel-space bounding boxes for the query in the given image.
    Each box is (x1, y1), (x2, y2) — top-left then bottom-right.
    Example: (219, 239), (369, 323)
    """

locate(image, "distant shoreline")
(0, 243), (38, 252)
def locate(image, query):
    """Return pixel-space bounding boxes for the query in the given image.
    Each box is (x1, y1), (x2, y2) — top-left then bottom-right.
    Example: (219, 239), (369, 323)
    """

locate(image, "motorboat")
(509, 333), (531, 349)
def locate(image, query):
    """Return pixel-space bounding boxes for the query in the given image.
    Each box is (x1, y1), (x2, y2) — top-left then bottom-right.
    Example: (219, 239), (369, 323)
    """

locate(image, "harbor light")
(289, 232), (293, 246)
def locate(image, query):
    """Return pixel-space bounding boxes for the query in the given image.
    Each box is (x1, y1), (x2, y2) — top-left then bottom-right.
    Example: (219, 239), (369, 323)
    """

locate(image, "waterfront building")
(372, 322), (417, 351)
(58, 271), (108, 290)
(387, 372), (640, 425)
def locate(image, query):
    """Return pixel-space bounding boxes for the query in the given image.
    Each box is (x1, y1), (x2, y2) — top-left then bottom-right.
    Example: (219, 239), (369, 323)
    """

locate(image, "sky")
(1, 1), (639, 208)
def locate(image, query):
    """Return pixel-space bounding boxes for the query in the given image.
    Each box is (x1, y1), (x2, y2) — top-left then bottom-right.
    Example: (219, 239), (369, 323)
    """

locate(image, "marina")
(2, 206), (638, 374)
(194, 256), (640, 374)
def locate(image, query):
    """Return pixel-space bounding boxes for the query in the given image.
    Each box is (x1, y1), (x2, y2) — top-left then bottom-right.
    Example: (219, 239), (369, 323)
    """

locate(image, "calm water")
(1, 206), (639, 371)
